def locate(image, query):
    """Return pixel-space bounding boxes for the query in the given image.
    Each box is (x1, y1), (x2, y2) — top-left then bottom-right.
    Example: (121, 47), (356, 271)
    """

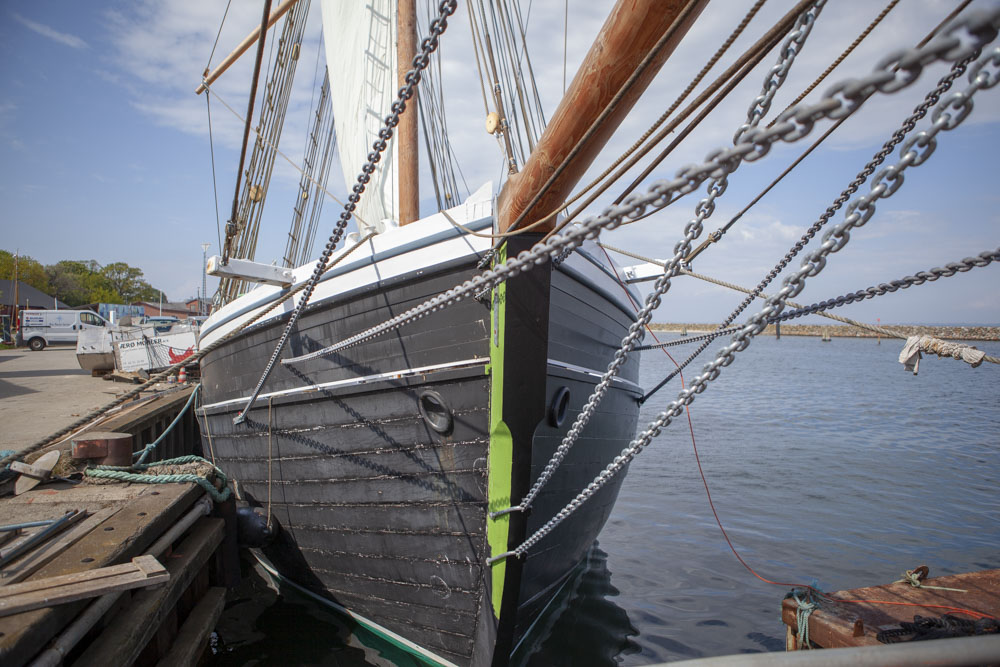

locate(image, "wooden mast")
(397, 0), (419, 225)
(496, 0), (710, 233)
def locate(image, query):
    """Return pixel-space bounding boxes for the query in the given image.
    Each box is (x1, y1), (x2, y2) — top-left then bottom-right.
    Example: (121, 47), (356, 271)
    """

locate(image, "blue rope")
(134, 384), (201, 465)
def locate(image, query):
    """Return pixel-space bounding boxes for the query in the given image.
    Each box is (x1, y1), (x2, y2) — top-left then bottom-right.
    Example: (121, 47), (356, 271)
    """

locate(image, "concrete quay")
(0, 347), (134, 453)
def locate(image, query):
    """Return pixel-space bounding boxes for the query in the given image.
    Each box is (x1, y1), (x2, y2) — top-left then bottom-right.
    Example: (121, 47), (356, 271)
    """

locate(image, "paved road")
(0, 347), (129, 453)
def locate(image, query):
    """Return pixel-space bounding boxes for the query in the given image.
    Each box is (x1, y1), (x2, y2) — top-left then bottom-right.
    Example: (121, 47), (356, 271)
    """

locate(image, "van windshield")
(81, 312), (106, 326)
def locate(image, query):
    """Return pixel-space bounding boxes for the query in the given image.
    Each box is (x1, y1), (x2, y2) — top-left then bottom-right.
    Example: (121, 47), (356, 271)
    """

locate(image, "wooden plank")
(0, 483), (201, 667)
(0, 555), (167, 617)
(155, 587), (226, 667)
(73, 517), (224, 667)
(781, 569), (1000, 649)
(1, 508), (119, 585)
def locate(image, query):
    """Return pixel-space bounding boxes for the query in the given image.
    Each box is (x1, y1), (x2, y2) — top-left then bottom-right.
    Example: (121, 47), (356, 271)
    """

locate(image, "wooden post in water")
(776, 321), (781, 340)
(397, 0), (419, 225)
(495, 0), (710, 234)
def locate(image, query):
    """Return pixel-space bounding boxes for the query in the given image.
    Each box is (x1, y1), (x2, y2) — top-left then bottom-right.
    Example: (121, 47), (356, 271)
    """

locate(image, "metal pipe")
(29, 496), (213, 667)
(0, 519), (57, 532)
(0, 511), (78, 567)
(660, 635), (1000, 667)
(146, 496), (213, 558)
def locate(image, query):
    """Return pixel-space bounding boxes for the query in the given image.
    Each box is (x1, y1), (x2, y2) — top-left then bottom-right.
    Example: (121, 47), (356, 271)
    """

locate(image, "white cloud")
(82, 0), (999, 317)
(11, 13), (87, 49)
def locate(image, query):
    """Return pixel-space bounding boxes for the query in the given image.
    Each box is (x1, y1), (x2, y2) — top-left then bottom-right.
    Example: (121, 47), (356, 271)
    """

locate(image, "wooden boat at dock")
(193, 0), (710, 663)
(192, 0), (1000, 662)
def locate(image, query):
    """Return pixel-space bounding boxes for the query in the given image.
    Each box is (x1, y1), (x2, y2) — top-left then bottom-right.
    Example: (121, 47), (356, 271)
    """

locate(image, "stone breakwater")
(650, 324), (999, 341)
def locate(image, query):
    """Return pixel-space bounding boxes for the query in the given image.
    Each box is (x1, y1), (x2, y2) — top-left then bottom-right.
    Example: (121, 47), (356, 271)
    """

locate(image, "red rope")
(597, 246), (994, 623)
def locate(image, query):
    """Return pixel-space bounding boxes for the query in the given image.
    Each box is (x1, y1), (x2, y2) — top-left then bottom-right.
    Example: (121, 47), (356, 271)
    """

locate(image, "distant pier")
(650, 323), (1000, 341)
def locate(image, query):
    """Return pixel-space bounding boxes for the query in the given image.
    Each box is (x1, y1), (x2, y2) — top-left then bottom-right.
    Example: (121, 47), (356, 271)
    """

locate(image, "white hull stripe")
(199, 215), (494, 344)
(200, 357), (488, 412)
(201, 356), (642, 413)
(547, 358), (643, 395)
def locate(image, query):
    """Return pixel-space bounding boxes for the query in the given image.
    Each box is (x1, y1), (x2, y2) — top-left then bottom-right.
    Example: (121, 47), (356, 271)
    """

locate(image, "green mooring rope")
(85, 454), (231, 503)
(787, 588), (818, 650)
(134, 384), (201, 465)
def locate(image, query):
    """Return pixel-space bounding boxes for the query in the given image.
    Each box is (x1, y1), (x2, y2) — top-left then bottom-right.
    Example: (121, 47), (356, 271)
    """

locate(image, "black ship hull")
(197, 212), (642, 665)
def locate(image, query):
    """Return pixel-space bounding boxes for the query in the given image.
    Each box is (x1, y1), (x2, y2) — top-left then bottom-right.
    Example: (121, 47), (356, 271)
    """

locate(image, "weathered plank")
(0, 555), (167, 617)
(0, 483), (201, 667)
(1, 508), (119, 584)
(781, 568), (1000, 649)
(154, 587), (226, 667)
(73, 517), (224, 667)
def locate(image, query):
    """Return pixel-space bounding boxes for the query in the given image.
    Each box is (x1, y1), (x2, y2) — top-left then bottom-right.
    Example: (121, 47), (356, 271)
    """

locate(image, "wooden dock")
(781, 568), (1000, 650)
(0, 386), (235, 667)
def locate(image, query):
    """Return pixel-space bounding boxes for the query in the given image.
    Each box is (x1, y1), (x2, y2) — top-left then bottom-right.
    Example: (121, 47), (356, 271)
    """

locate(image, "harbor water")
(208, 333), (1000, 665)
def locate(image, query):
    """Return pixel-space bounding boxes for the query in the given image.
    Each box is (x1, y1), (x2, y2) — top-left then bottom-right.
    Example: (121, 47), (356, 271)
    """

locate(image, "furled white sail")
(320, 0), (399, 235)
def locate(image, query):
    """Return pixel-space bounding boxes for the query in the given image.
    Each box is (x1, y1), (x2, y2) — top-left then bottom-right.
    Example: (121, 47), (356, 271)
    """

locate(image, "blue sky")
(0, 0), (997, 324)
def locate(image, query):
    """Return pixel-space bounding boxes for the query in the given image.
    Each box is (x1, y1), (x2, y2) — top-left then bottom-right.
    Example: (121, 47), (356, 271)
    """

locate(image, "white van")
(20, 310), (109, 351)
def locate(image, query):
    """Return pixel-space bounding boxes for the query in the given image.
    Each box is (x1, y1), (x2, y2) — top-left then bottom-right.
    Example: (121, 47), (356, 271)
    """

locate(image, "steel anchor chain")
(501, 0), (827, 518)
(641, 46), (983, 404)
(232, 0), (458, 423)
(490, 44), (1000, 564)
(636, 246), (1000, 352)
(283, 9), (1000, 367)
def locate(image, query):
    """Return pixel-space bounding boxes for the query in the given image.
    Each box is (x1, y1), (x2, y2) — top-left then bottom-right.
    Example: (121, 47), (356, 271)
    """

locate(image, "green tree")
(46, 261), (90, 306)
(100, 262), (149, 304)
(0, 250), (51, 295)
(134, 279), (160, 302)
(45, 260), (118, 306)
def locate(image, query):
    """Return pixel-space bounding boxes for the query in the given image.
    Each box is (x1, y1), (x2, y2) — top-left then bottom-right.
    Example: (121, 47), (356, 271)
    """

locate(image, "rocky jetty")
(650, 323), (999, 341)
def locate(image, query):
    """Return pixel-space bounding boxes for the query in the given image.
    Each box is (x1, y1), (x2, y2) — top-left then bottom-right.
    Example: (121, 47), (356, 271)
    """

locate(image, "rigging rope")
(203, 84), (354, 218)
(503, 0), (740, 235)
(644, 45), (983, 400)
(499, 0), (826, 518)
(615, 247), (1000, 368)
(219, 0), (312, 303)
(766, 0), (901, 128)
(232, 0), (458, 424)
(541, 0), (799, 241)
(278, 12), (1000, 378)
(222, 0), (272, 267)
(486, 35), (1000, 562)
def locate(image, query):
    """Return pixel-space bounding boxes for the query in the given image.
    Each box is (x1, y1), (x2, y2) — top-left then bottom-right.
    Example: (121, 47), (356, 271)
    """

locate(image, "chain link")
(283, 9), (999, 370)
(643, 46), (983, 403)
(735, 0), (826, 144)
(503, 0), (825, 516)
(637, 246), (1000, 352)
(233, 0), (457, 423)
(490, 43), (1000, 563)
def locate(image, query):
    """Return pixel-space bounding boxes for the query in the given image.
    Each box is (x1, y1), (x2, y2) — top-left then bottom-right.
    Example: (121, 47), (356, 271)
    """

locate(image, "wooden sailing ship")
(195, 0), (708, 663)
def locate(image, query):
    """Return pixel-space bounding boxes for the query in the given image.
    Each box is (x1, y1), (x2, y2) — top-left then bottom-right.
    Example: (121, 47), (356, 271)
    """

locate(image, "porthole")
(418, 390), (454, 435)
(549, 386), (571, 428)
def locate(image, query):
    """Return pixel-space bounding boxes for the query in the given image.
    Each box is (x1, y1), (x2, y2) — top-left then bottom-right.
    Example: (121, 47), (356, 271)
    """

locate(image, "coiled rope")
(85, 455), (231, 503)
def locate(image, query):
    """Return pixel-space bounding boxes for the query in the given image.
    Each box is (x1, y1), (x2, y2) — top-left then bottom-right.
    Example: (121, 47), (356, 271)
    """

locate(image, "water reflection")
(513, 541), (640, 666)
(209, 542), (639, 666)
